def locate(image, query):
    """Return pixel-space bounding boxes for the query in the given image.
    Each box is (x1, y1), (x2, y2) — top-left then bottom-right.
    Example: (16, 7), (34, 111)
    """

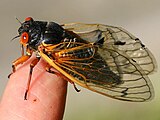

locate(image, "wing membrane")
(61, 48), (153, 102)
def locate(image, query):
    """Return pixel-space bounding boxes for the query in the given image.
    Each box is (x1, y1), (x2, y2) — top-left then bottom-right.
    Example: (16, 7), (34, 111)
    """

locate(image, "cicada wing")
(62, 23), (157, 75)
(40, 43), (154, 102)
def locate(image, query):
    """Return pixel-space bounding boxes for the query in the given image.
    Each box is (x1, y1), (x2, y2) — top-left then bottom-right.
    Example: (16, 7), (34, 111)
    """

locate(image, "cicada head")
(17, 17), (47, 49)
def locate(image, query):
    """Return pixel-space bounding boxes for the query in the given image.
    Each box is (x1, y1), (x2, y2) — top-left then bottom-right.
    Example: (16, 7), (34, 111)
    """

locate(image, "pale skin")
(0, 55), (67, 120)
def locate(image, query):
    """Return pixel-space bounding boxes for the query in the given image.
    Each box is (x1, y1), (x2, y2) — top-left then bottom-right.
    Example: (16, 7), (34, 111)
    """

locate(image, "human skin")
(0, 56), (68, 120)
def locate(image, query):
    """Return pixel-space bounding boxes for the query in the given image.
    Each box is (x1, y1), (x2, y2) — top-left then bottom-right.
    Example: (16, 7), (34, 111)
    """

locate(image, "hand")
(0, 56), (67, 120)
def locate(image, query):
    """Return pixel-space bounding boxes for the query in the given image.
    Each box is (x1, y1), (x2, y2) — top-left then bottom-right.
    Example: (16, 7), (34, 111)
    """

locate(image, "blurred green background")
(0, 0), (160, 120)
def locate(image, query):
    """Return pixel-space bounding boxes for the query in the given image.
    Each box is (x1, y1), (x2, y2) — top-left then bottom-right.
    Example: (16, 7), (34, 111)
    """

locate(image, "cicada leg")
(8, 46), (32, 78)
(72, 83), (81, 92)
(46, 64), (81, 92)
(8, 55), (31, 78)
(24, 57), (40, 100)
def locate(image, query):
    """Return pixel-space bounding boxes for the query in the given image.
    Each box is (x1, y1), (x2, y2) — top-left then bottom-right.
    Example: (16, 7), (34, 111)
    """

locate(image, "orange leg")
(8, 55), (31, 78)
(24, 57), (40, 100)
(8, 46), (33, 78)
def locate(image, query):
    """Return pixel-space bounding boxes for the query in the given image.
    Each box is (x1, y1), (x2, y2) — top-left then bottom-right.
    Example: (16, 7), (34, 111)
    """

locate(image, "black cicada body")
(10, 17), (157, 102)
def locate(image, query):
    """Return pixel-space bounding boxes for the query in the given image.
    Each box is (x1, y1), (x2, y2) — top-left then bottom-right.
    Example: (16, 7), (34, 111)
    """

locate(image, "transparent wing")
(62, 23), (157, 75)
(40, 41), (154, 102)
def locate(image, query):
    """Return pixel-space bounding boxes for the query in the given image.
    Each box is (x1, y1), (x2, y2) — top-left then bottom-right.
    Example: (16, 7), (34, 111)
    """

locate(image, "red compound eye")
(20, 32), (29, 46)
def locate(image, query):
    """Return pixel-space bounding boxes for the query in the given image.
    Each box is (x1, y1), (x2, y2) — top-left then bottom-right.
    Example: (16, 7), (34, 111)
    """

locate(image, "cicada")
(9, 17), (157, 102)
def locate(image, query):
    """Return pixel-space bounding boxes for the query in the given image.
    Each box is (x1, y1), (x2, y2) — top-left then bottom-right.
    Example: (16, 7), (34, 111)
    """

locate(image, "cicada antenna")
(11, 17), (22, 41)
(15, 16), (22, 25)
(11, 35), (20, 41)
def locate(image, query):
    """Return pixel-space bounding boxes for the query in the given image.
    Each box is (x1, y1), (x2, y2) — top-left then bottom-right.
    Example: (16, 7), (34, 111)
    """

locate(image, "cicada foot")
(73, 82), (81, 92)
(8, 65), (16, 78)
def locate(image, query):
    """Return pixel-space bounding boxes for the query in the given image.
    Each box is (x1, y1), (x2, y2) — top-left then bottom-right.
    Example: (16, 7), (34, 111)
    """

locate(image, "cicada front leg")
(8, 46), (32, 78)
